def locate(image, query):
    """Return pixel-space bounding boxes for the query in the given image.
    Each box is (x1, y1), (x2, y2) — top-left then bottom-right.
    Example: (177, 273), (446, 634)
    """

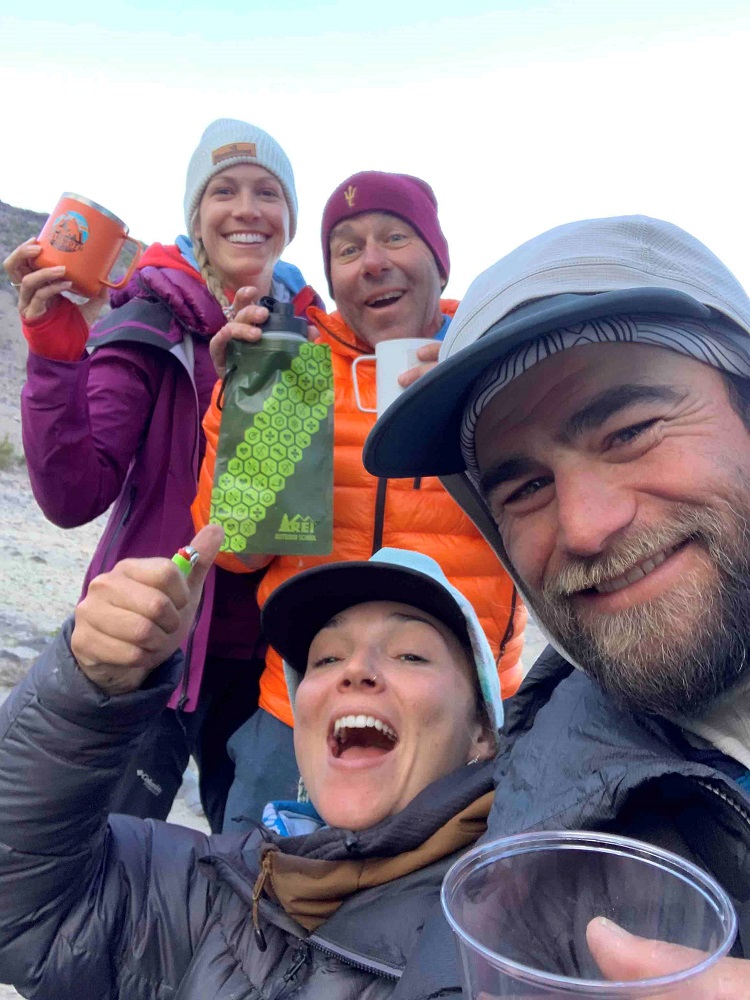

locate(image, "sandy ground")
(0, 465), (548, 999)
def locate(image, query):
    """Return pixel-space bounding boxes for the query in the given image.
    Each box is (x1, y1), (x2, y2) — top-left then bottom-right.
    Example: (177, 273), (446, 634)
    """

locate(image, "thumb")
(587, 918), (703, 980)
(587, 918), (746, 998)
(182, 524), (224, 594)
(233, 284), (259, 313)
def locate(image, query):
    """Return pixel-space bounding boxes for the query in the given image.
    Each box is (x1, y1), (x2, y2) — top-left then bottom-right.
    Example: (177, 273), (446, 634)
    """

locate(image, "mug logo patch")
(49, 211), (89, 253)
(212, 142), (257, 164)
(343, 184), (357, 208)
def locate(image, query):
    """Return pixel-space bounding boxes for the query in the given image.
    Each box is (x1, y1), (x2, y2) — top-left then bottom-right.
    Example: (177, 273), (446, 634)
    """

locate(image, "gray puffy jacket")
(0, 623), (491, 999)
(490, 647), (750, 956)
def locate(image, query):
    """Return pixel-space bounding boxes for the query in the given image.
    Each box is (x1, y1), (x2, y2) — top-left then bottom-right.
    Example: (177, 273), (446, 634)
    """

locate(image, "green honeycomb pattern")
(211, 342), (333, 554)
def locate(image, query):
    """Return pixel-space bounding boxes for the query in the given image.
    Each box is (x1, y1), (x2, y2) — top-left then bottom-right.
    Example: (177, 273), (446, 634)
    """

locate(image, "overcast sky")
(2, 1), (748, 307)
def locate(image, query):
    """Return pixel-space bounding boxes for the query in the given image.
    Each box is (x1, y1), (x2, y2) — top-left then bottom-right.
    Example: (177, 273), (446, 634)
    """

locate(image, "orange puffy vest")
(193, 303), (526, 728)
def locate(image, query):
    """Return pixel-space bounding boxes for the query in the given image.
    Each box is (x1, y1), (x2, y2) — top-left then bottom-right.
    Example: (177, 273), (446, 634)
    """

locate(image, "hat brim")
(363, 287), (713, 479)
(262, 561), (471, 677)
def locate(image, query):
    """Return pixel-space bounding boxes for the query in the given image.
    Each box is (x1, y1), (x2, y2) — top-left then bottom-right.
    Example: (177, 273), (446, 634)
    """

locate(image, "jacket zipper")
(99, 482), (137, 572)
(307, 934), (400, 980)
(371, 478), (388, 555)
(178, 586), (205, 710)
(698, 777), (750, 828)
(215, 854), (401, 983)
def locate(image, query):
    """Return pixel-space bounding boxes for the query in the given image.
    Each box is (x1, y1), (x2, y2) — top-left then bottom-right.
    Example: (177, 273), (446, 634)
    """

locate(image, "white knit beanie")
(183, 118), (298, 239)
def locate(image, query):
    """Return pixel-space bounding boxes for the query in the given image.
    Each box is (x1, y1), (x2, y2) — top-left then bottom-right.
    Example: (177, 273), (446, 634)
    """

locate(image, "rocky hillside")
(0, 199), (46, 290)
(0, 199), (47, 451)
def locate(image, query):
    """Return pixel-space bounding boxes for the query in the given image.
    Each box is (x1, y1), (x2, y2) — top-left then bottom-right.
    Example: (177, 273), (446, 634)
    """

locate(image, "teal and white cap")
(262, 547), (504, 731)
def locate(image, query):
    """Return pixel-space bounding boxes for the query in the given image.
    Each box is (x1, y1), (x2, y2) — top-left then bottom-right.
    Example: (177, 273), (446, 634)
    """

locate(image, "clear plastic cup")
(441, 831), (737, 997)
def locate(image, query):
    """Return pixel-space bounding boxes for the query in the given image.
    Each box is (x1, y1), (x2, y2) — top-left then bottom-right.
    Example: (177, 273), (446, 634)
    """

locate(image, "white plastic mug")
(351, 338), (433, 419)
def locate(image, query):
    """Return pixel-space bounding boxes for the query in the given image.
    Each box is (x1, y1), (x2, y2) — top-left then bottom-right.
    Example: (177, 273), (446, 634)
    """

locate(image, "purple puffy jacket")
(22, 254), (250, 709)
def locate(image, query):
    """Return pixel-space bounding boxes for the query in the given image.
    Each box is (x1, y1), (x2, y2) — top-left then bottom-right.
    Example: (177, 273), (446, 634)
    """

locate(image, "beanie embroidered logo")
(212, 141), (257, 165)
(344, 184), (357, 208)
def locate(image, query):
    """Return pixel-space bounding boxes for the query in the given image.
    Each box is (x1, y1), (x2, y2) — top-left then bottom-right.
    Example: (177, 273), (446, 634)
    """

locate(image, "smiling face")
(475, 342), (750, 716)
(193, 163), (290, 294)
(293, 601), (489, 830)
(329, 212), (444, 348)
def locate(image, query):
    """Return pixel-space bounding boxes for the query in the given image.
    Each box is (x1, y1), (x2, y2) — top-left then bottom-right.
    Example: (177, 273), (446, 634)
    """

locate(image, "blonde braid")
(191, 224), (233, 318)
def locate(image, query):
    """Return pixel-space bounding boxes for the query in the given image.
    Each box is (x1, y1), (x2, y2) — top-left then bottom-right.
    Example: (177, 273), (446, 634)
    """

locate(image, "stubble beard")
(529, 498), (750, 717)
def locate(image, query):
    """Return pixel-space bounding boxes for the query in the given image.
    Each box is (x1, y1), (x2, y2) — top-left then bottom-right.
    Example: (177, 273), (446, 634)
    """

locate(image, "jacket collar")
(257, 788), (493, 931)
(492, 647), (750, 836)
(102, 242), (225, 342)
(204, 757), (493, 892)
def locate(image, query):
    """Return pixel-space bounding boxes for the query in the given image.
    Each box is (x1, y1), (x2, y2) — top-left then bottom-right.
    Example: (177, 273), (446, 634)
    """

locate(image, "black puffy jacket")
(0, 623), (492, 999)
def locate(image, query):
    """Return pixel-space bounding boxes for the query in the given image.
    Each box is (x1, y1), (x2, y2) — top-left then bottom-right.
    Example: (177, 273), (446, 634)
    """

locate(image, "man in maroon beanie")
(319, 170), (451, 359)
(218, 170), (526, 831)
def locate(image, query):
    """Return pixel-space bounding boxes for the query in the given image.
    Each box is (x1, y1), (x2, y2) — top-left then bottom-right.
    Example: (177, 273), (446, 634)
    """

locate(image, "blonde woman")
(2, 119), (321, 829)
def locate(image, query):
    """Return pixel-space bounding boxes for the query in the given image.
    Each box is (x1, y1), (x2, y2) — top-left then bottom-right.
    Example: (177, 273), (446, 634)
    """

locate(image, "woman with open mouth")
(0, 532), (503, 999)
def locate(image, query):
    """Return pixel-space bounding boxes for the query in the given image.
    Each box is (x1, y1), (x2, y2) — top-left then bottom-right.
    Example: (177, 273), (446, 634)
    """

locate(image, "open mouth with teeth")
(365, 291), (405, 310)
(328, 714), (399, 761)
(578, 540), (690, 596)
(225, 233), (268, 245)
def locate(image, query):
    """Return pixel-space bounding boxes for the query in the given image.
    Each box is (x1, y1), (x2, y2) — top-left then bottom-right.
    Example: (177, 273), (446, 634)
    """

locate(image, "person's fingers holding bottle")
(231, 285), (269, 333)
(209, 286), (269, 376)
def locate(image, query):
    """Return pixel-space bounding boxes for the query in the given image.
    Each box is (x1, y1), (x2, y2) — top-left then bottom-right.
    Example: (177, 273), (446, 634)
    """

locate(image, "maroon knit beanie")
(321, 171), (451, 296)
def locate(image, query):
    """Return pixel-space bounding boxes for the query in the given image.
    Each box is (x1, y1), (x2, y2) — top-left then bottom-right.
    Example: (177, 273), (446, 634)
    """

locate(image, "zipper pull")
(283, 943), (309, 983)
(252, 850), (275, 951)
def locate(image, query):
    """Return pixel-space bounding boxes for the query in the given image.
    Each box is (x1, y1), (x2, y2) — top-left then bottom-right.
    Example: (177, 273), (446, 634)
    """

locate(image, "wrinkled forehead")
(476, 343), (731, 483)
(461, 313), (750, 482)
(478, 341), (687, 442)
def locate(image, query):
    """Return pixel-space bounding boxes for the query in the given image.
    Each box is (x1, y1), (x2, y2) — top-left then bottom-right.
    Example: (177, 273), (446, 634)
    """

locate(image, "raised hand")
(71, 525), (224, 695)
(3, 238), (108, 325)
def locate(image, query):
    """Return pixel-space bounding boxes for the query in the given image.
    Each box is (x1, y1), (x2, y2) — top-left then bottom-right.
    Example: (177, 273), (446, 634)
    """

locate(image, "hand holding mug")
(398, 339), (441, 389)
(353, 337), (435, 418)
(5, 191), (140, 326)
(4, 239), (110, 325)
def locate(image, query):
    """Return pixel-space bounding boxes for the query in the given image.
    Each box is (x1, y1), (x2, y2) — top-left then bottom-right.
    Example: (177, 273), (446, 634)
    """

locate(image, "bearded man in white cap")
(365, 215), (750, 994)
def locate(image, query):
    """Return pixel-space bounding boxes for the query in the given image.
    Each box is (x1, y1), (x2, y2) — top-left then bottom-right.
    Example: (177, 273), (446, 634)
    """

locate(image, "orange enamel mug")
(34, 193), (141, 298)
